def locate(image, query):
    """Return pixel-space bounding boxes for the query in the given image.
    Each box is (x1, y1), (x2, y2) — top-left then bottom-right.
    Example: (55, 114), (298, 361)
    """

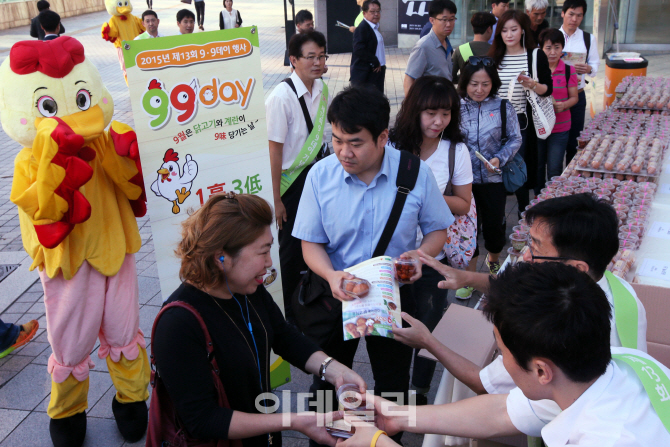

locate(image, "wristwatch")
(319, 356), (334, 381)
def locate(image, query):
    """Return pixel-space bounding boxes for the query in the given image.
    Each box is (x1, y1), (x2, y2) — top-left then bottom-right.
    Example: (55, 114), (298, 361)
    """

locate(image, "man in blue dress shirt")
(292, 85), (452, 445)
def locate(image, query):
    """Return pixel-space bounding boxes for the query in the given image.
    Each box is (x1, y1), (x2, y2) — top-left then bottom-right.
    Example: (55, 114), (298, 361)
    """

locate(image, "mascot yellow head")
(0, 37), (115, 148)
(105, 0), (133, 16)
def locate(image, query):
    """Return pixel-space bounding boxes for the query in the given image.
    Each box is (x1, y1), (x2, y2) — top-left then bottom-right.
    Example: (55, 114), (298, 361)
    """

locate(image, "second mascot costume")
(0, 37), (150, 447)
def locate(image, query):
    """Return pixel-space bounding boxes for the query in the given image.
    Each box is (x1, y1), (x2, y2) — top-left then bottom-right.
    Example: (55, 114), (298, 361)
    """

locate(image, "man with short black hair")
(135, 10), (162, 39)
(393, 193), (647, 397)
(488, 0), (510, 44)
(292, 85), (452, 445)
(30, 0), (64, 40)
(350, 0), (386, 92)
(404, 0), (457, 94)
(39, 10), (63, 41)
(266, 31), (330, 324)
(176, 9), (195, 34)
(526, 0), (549, 44)
(561, 0), (599, 164)
(295, 9), (315, 33)
(350, 262), (670, 447)
(451, 11), (495, 83)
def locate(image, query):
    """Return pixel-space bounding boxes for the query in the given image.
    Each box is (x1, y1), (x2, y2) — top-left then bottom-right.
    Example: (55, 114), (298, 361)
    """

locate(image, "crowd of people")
(6, 1), (669, 447)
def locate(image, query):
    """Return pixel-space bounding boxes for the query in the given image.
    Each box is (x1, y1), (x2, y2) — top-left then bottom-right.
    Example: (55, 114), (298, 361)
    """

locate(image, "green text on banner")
(613, 353), (670, 433)
(279, 82), (329, 196)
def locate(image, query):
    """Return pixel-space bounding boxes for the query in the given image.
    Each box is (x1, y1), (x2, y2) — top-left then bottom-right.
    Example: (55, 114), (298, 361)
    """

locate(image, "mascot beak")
(117, 6), (132, 14)
(35, 105), (107, 143)
(157, 168), (169, 175)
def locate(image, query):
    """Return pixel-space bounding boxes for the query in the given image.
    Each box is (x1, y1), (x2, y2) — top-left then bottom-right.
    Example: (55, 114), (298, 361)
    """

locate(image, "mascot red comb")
(0, 37), (149, 447)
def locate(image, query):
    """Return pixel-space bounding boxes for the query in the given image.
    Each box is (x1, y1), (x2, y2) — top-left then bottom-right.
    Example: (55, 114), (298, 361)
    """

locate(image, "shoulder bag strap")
(282, 78), (314, 133)
(373, 150), (421, 257)
(612, 352), (670, 434)
(584, 32), (591, 57)
(565, 63), (571, 85)
(151, 301), (222, 374)
(605, 271), (640, 349)
(532, 48), (539, 82)
(443, 141), (456, 196)
(500, 99), (508, 146)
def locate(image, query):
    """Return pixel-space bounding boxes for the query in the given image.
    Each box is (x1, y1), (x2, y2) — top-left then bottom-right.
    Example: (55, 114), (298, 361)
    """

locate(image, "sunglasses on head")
(466, 56), (495, 67)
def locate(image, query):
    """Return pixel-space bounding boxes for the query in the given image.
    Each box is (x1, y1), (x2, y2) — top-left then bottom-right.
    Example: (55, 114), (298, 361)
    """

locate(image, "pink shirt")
(551, 59), (579, 133)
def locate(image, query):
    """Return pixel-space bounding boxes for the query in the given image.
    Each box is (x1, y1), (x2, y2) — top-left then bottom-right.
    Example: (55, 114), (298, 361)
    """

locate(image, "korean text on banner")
(123, 28), (290, 387)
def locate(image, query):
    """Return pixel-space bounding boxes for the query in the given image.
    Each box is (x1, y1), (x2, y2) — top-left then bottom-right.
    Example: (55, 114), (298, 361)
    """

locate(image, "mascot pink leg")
(1, 37), (149, 447)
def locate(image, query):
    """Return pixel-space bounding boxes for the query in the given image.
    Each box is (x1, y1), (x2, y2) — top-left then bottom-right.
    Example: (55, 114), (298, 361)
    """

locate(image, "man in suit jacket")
(350, 0), (385, 93)
(30, 1), (64, 40)
(39, 10), (63, 41)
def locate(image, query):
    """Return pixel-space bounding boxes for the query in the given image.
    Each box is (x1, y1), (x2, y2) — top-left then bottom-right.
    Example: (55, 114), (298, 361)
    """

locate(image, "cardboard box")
(418, 304), (497, 366)
(632, 283), (670, 368)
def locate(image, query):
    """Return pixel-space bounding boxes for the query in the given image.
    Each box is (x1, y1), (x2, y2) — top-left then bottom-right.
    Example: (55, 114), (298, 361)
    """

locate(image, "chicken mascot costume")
(101, 0), (145, 83)
(0, 37), (149, 447)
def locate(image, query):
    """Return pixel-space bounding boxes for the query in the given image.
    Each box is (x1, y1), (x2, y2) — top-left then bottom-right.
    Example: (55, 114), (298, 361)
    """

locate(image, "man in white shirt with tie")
(350, 0), (386, 92)
(560, 0), (599, 164)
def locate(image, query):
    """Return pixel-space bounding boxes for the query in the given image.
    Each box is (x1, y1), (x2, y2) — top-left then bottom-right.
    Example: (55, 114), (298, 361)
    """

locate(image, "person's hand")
(553, 101), (567, 113)
(573, 62), (591, 75)
(293, 412), (341, 447)
(327, 271), (356, 301)
(373, 66), (382, 73)
(486, 157), (500, 173)
(397, 251), (422, 284)
(325, 361), (368, 393)
(336, 416), (387, 447)
(349, 26), (356, 33)
(274, 199), (287, 230)
(517, 75), (534, 89)
(368, 394), (405, 436)
(392, 312), (433, 350)
(417, 249), (467, 289)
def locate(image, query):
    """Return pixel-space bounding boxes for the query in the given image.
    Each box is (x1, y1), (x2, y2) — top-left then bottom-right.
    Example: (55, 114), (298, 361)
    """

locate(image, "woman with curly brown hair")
(151, 193), (365, 447)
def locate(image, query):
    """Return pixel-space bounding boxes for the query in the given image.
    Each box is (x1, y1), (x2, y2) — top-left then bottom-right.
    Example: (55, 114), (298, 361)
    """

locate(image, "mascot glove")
(110, 121), (147, 218)
(101, 23), (116, 43)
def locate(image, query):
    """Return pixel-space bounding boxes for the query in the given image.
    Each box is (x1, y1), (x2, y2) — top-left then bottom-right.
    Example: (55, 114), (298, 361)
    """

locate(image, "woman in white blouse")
(219, 0), (242, 30)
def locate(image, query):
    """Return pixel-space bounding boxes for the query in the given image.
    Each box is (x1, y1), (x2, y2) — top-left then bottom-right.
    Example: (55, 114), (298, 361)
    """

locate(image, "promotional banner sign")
(398, 0), (432, 35)
(123, 28), (290, 387)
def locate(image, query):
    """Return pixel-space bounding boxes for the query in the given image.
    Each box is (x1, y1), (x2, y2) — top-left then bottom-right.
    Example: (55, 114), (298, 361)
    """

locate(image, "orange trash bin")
(604, 57), (648, 109)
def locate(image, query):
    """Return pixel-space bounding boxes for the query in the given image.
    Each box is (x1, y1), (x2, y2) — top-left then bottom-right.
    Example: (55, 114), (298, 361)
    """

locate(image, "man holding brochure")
(292, 85), (452, 445)
(266, 31), (330, 322)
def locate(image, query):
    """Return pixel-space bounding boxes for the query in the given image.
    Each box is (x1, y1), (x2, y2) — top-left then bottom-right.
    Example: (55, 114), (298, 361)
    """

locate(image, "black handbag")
(499, 99), (527, 193)
(291, 150), (421, 340)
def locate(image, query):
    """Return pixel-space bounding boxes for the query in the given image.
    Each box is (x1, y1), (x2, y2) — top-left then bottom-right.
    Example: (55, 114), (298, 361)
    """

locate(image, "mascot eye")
(117, 1), (122, 6)
(36, 96), (58, 117)
(76, 89), (92, 111)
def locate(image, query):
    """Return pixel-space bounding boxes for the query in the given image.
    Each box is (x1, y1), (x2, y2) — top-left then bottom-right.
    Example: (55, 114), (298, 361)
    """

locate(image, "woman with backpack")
(535, 28), (579, 193)
(458, 58), (521, 285)
(388, 76), (475, 401)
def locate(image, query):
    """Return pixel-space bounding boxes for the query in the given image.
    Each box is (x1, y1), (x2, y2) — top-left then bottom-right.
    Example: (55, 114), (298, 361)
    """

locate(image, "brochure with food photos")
(341, 256), (402, 340)
(562, 51), (587, 66)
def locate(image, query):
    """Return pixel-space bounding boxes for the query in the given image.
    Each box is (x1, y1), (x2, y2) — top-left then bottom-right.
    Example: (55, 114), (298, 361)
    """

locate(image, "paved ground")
(0, 1), (669, 445)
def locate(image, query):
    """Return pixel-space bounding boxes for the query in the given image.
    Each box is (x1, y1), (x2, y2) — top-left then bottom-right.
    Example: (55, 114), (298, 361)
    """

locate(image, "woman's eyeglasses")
(466, 56), (495, 67)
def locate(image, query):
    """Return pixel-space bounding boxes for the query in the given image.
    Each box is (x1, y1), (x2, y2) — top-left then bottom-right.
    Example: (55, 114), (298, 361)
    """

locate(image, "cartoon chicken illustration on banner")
(151, 148), (198, 214)
(0, 37), (149, 447)
(101, 0), (145, 83)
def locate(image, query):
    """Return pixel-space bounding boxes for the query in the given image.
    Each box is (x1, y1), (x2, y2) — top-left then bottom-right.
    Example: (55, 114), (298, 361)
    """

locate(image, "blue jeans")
(410, 264), (449, 391)
(566, 90), (587, 164)
(0, 318), (20, 352)
(535, 130), (569, 194)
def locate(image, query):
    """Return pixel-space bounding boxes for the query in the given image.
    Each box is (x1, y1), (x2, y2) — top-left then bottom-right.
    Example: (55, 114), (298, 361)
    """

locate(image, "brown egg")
(352, 283), (369, 297)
